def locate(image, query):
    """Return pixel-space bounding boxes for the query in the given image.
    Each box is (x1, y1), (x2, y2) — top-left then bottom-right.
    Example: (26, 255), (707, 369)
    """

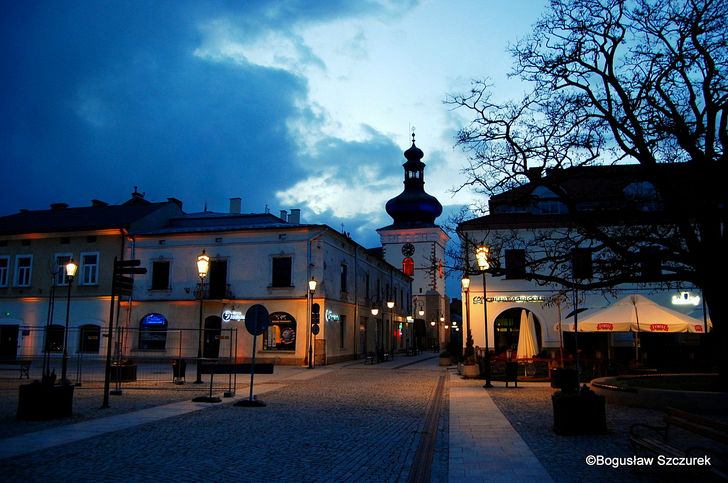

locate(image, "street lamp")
(476, 245), (493, 388)
(462, 274), (474, 365)
(308, 277), (317, 369)
(195, 249), (210, 384)
(60, 258), (78, 383)
(387, 300), (395, 359)
(371, 304), (381, 362)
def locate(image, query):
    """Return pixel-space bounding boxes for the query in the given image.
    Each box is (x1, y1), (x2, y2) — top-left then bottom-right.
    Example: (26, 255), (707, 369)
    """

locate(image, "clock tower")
(378, 134), (450, 350)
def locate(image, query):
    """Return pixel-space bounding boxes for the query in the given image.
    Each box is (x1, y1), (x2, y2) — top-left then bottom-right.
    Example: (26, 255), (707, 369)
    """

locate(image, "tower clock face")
(402, 243), (415, 257)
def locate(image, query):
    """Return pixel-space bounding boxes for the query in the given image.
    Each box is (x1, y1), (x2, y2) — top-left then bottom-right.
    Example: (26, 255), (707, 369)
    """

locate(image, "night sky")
(1, 0), (545, 297)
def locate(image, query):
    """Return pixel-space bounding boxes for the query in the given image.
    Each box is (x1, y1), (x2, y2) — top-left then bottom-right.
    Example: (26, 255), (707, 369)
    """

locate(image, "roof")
(0, 199), (177, 235)
(459, 162), (700, 231)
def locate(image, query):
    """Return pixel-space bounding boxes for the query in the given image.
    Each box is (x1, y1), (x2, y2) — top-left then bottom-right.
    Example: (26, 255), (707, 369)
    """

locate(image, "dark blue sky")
(0, 0), (544, 297)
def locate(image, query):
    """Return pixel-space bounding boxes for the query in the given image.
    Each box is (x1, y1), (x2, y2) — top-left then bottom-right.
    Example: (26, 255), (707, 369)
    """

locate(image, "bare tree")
(449, 0), (727, 383)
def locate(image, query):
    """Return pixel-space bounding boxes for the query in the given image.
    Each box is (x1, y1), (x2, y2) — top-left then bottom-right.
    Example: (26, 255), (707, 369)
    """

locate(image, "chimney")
(288, 209), (301, 224)
(280, 210), (288, 221)
(50, 203), (69, 210)
(229, 197), (242, 214)
(91, 199), (108, 207)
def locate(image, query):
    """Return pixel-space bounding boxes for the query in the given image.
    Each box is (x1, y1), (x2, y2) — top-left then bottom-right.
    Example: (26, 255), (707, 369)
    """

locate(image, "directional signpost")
(235, 304), (270, 407)
(102, 258), (146, 409)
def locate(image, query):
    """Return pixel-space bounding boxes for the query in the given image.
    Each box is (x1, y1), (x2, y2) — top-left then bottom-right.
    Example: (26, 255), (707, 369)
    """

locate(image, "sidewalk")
(449, 376), (553, 482)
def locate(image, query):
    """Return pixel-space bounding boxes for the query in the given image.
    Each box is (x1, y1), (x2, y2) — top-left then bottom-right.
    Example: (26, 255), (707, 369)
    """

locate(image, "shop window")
(45, 324), (64, 353)
(79, 324), (101, 353)
(505, 250), (526, 279)
(151, 261), (170, 290)
(264, 312), (297, 351)
(138, 313), (168, 350)
(271, 257), (292, 287)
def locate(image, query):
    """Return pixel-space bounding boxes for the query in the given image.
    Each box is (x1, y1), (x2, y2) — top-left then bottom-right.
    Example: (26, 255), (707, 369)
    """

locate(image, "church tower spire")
(384, 134), (443, 228)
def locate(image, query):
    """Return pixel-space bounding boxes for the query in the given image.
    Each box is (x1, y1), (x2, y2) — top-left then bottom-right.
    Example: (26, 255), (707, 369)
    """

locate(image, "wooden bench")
(0, 359), (31, 379)
(630, 407), (728, 479)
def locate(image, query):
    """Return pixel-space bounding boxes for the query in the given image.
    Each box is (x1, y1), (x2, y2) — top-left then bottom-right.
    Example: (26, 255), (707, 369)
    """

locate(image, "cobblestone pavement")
(488, 384), (665, 482)
(1, 363), (444, 482)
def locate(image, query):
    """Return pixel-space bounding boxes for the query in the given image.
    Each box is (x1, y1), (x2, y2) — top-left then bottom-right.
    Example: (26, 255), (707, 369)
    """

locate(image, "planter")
(439, 357), (451, 366)
(110, 362), (137, 382)
(17, 382), (74, 420)
(551, 368), (579, 393)
(462, 364), (480, 378)
(552, 387), (607, 435)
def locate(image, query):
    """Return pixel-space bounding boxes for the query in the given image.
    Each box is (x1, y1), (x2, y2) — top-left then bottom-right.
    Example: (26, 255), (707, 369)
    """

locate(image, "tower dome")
(384, 134), (443, 228)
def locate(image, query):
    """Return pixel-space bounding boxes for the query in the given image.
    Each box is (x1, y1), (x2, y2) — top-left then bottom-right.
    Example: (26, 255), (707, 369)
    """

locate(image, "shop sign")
(222, 310), (245, 322)
(472, 295), (546, 304)
(671, 291), (700, 306)
(596, 323), (613, 331)
(649, 323), (669, 332)
(325, 309), (340, 322)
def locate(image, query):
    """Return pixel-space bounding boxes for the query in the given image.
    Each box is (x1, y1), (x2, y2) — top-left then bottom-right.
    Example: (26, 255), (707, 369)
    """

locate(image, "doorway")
(203, 315), (222, 359)
(0, 325), (19, 359)
(493, 308), (543, 356)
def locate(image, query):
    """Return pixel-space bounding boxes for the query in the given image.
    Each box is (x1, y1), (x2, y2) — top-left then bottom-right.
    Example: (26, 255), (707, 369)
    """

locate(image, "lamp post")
(195, 249), (210, 384)
(476, 245), (493, 388)
(60, 259), (78, 383)
(387, 300), (395, 359)
(371, 305), (381, 361)
(462, 274), (472, 363)
(308, 277), (317, 369)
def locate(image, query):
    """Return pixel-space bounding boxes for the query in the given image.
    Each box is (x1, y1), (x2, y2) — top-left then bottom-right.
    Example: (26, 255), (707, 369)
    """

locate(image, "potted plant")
(461, 329), (480, 378)
(552, 383), (607, 435)
(17, 369), (74, 420)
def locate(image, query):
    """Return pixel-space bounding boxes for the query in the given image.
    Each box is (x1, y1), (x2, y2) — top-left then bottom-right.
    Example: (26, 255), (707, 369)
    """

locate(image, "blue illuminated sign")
(140, 313), (167, 326)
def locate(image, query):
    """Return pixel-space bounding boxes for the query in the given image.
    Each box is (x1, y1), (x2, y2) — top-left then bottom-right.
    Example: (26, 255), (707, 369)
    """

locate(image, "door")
(79, 325), (101, 353)
(0, 325), (19, 359)
(203, 316), (222, 359)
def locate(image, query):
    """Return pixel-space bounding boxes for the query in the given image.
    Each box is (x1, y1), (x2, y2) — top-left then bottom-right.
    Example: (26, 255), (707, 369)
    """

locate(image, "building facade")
(457, 165), (709, 371)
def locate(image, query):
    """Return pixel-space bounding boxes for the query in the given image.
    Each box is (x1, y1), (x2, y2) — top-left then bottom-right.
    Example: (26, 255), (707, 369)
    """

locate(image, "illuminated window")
(138, 313), (168, 350)
(402, 257), (414, 276)
(14, 255), (32, 287)
(54, 254), (72, 286)
(264, 312), (297, 351)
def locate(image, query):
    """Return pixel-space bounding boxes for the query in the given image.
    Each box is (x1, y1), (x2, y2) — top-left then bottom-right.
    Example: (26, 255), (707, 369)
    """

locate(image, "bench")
(0, 359), (31, 379)
(630, 407), (728, 479)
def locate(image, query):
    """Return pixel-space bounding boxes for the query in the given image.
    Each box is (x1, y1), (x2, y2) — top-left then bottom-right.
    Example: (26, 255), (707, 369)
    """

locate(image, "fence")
(1, 326), (241, 391)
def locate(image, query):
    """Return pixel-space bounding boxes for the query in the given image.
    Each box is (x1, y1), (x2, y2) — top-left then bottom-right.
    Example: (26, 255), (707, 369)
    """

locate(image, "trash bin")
(505, 361), (519, 387)
(172, 359), (186, 384)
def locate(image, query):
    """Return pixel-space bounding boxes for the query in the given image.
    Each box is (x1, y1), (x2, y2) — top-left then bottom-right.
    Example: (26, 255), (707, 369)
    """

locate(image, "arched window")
(402, 257), (414, 276)
(79, 324), (101, 353)
(264, 312), (296, 351)
(45, 324), (65, 353)
(139, 313), (168, 350)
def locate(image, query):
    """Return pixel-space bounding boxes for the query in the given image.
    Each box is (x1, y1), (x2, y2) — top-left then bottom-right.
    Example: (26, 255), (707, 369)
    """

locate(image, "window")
(402, 257), (414, 276)
(53, 254), (72, 286)
(45, 324), (64, 352)
(14, 255), (33, 287)
(571, 249), (593, 280)
(505, 250), (526, 280)
(264, 312), (297, 351)
(0, 256), (8, 287)
(340, 264), (348, 292)
(272, 257), (292, 287)
(340, 315), (346, 349)
(208, 259), (228, 299)
(80, 252), (99, 285)
(640, 247), (662, 280)
(139, 313), (168, 350)
(151, 261), (170, 290)
(79, 324), (101, 353)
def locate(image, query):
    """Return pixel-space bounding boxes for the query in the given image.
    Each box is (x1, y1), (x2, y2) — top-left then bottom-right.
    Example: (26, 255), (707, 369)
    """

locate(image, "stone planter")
(551, 368), (579, 392)
(552, 387), (607, 435)
(17, 382), (74, 420)
(462, 364), (480, 378)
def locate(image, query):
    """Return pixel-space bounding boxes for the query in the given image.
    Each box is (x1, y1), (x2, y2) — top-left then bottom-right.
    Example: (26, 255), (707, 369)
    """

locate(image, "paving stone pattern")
(2, 367), (440, 482)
